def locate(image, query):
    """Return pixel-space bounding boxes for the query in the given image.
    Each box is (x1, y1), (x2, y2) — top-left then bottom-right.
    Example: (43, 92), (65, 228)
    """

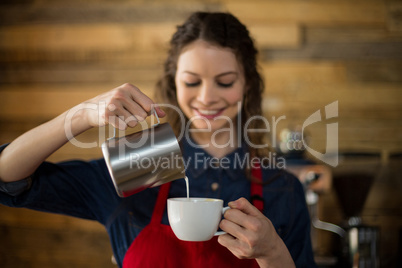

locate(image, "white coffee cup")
(167, 197), (229, 241)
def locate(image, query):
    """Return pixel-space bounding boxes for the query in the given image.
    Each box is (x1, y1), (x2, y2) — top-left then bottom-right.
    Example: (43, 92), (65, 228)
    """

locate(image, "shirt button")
(211, 182), (219, 191)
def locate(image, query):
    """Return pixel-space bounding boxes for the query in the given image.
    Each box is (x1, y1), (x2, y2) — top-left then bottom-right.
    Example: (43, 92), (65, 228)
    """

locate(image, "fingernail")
(157, 107), (165, 116)
(108, 104), (116, 111)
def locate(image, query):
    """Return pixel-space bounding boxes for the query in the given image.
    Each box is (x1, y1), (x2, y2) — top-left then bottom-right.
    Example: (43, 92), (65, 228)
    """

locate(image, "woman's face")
(175, 40), (246, 135)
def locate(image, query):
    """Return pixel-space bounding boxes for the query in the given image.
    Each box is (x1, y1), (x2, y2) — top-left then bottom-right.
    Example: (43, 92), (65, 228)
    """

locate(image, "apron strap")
(251, 164), (264, 212)
(151, 182), (171, 224)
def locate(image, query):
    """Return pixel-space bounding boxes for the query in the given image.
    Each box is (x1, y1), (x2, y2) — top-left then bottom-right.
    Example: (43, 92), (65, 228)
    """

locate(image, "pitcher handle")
(108, 108), (160, 140)
(151, 107), (161, 127)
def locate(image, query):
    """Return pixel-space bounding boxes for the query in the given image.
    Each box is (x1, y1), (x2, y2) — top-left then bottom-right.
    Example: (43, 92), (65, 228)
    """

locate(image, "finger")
(217, 232), (237, 249)
(151, 104), (166, 117)
(223, 208), (263, 234)
(111, 85), (147, 121)
(124, 114), (140, 128)
(121, 83), (166, 118)
(217, 233), (252, 259)
(124, 84), (155, 113)
(110, 116), (128, 130)
(106, 103), (135, 125)
(219, 218), (248, 242)
(121, 101), (148, 122)
(105, 103), (139, 129)
(229, 197), (263, 218)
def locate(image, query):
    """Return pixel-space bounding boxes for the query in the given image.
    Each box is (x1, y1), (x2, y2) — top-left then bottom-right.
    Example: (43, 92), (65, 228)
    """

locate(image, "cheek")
(175, 77), (184, 105)
(226, 88), (244, 105)
(175, 86), (191, 111)
(175, 83), (184, 101)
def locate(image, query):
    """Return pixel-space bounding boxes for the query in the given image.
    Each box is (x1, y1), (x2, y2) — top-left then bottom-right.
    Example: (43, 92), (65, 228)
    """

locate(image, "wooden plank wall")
(0, 0), (401, 267)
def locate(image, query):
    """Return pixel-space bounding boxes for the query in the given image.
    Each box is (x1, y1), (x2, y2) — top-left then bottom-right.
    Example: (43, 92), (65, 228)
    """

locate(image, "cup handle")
(214, 206), (230, 236)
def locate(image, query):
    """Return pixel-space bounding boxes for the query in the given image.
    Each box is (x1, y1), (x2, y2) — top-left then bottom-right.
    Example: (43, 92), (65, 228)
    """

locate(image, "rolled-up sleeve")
(0, 143), (118, 224)
(0, 143), (33, 196)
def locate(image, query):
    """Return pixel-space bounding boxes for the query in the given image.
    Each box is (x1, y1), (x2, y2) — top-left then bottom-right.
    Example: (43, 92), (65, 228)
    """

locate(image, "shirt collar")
(180, 137), (249, 181)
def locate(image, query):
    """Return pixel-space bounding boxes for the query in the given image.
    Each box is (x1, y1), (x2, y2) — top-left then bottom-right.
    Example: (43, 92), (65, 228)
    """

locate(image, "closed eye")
(185, 81), (201, 87)
(217, 82), (234, 88)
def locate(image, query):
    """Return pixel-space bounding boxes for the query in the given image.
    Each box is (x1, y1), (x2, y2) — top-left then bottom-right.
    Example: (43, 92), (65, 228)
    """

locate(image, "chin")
(192, 120), (234, 133)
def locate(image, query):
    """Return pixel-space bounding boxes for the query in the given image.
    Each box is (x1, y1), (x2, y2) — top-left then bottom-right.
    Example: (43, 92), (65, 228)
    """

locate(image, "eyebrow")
(182, 71), (238, 78)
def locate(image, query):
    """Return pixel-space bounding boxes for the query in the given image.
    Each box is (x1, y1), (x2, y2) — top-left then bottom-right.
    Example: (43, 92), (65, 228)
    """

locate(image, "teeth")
(198, 109), (219, 115)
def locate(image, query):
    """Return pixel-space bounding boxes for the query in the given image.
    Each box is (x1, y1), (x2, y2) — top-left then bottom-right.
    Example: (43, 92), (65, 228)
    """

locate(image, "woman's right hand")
(0, 83), (165, 183)
(83, 83), (166, 130)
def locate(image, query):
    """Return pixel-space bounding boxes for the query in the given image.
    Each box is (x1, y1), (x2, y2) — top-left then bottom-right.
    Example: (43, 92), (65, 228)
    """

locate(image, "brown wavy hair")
(155, 12), (269, 160)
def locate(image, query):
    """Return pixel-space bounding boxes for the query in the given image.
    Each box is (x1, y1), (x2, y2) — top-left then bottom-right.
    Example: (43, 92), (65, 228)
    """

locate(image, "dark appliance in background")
(277, 128), (343, 267)
(333, 170), (379, 268)
(277, 128), (380, 268)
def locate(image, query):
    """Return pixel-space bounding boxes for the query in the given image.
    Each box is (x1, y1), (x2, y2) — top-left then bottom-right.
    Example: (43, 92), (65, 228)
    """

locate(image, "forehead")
(177, 40), (242, 74)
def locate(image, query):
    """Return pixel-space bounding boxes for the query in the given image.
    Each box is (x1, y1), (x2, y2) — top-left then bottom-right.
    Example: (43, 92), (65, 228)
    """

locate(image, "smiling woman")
(2, 0), (402, 266)
(175, 40), (245, 155)
(0, 11), (315, 268)
(155, 12), (267, 162)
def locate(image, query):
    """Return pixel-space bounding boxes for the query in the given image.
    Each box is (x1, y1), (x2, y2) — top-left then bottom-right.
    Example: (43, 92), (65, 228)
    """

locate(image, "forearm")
(0, 104), (91, 182)
(0, 83), (164, 183)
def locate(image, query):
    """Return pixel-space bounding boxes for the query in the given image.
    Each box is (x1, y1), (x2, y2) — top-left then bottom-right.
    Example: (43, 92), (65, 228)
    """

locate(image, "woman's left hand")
(217, 197), (295, 268)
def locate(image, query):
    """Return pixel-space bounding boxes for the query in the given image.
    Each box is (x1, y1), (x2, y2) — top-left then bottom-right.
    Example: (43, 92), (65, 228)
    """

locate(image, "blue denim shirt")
(0, 141), (316, 267)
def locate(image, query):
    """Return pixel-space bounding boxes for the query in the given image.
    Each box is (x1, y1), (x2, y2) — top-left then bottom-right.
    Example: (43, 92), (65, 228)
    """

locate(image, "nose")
(196, 82), (218, 105)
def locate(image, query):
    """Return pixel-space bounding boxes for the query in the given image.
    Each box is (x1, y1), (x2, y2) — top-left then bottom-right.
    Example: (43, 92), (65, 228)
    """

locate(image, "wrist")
(256, 234), (295, 268)
(61, 103), (93, 140)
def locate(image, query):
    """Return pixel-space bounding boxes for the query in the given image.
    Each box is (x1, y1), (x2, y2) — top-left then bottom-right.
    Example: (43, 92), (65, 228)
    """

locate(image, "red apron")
(123, 167), (263, 267)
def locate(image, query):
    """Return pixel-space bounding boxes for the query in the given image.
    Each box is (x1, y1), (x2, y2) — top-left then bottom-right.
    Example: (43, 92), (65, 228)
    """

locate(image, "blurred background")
(0, 0), (401, 267)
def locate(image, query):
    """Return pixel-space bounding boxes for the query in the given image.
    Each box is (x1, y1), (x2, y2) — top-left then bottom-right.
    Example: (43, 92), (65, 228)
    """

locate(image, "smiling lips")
(193, 108), (225, 119)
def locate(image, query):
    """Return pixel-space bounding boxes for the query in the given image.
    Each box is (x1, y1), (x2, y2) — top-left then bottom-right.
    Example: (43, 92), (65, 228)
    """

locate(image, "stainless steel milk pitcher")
(101, 110), (184, 197)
